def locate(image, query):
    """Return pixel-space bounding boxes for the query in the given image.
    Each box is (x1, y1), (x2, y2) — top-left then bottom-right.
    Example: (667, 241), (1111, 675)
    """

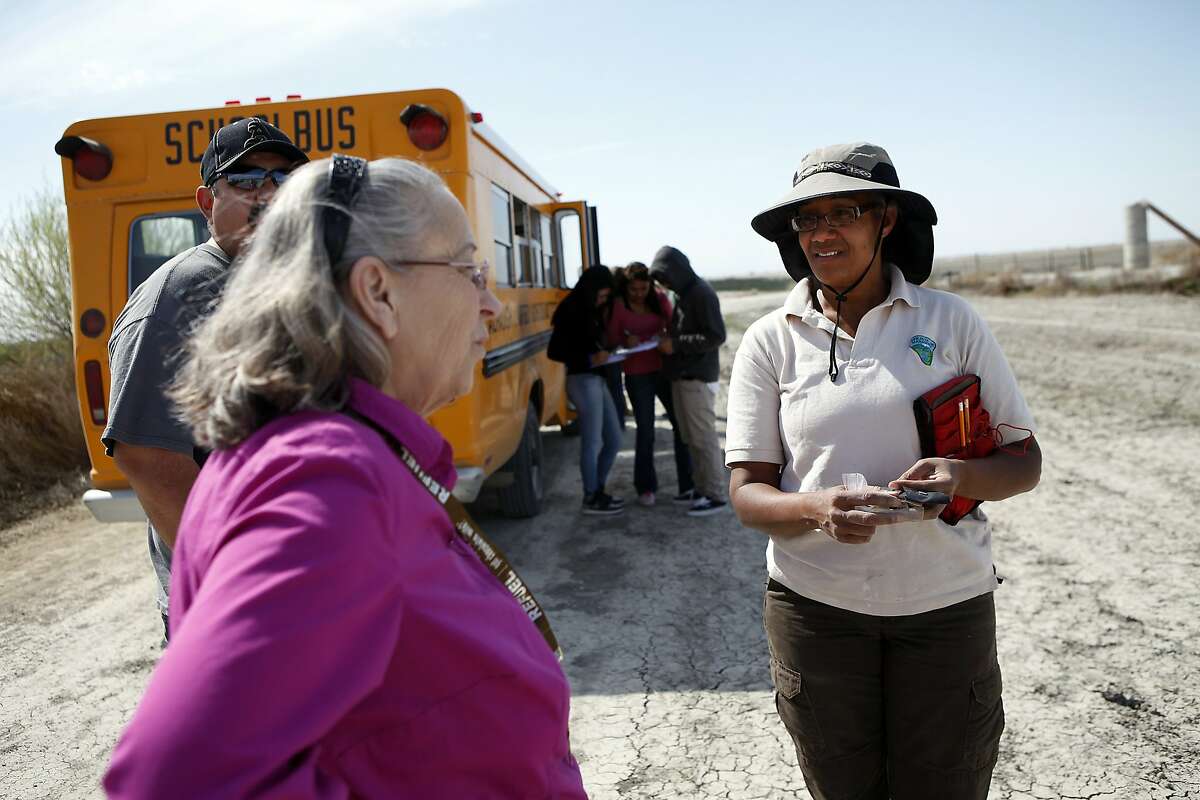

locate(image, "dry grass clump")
(0, 340), (89, 529)
(935, 256), (1200, 297)
(709, 276), (794, 292)
(0, 188), (91, 529)
(1161, 248), (1200, 296)
(931, 270), (1033, 296)
(931, 238), (1200, 297)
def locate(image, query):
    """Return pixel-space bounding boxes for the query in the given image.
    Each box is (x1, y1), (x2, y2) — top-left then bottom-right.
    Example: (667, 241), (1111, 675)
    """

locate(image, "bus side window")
(539, 213), (555, 288)
(554, 210), (583, 289)
(491, 185), (514, 287)
(528, 208), (545, 287)
(512, 197), (536, 287)
(129, 212), (208, 294)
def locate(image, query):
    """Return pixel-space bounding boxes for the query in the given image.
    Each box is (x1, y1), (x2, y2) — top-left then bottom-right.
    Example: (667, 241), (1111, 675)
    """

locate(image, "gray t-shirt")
(102, 240), (230, 615)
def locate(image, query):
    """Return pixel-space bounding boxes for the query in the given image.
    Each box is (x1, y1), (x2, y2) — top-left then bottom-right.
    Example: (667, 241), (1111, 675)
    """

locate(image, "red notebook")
(912, 374), (995, 525)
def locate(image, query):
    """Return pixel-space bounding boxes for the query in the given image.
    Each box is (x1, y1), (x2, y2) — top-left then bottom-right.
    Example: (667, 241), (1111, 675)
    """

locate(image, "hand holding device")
(897, 488), (952, 508)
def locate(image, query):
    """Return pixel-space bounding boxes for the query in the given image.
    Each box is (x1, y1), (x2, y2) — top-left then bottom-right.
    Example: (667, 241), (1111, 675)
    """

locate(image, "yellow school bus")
(55, 88), (599, 522)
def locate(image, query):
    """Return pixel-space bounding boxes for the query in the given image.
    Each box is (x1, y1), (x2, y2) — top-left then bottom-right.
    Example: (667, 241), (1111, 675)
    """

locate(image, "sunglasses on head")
(217, 167), (292, 190)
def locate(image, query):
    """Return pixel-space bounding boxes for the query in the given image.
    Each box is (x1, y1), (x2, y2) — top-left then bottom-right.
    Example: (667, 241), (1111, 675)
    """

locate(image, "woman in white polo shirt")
(726, 142), (1041, 800)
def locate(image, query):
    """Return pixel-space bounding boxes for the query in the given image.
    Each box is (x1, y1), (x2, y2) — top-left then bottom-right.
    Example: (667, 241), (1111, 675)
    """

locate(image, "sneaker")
(672, 489), (698, 506)
(637, 491), (656, 507)
(686, 496), (728, 517)
(597, 491), (625, 508)
(583, 492), (624, 516)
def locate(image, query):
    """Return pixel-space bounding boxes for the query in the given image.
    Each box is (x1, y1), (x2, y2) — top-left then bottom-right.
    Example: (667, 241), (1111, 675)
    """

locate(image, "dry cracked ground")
(1, 290), (1198, 799)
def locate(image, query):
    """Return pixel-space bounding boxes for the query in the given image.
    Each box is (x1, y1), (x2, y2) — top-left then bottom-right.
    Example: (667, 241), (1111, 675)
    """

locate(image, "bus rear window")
(128, 212), (209, 293)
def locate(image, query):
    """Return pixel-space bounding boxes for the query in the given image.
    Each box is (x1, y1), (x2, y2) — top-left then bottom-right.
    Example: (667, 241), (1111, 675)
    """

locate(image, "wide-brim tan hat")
(750, 142), (938, 284)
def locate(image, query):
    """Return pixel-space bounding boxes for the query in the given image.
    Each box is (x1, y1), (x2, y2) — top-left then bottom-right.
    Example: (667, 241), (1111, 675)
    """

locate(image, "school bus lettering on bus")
(164, 106), (357, 166)
(488, 301), (557, 336)
(482, 301), (561, 378)
(519, 302), (556, 327)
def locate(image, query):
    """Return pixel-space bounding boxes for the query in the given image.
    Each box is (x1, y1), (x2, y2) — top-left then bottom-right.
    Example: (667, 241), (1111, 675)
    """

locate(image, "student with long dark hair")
(608, 261), (694, 506)
(549, 265), (625, 515)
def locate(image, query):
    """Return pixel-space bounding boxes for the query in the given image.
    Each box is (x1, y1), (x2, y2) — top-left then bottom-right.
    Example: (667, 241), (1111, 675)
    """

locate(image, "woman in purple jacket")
(103, 156), (588, 799)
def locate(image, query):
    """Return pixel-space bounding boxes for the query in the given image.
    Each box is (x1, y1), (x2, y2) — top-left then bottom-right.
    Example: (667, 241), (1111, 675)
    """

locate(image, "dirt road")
(2, 290), (1198, 799)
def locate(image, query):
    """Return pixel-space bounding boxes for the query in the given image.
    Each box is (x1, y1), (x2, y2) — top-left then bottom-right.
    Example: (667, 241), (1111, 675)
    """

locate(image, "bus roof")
(469, 120), (560, 200)
(58, 88), (562, 201)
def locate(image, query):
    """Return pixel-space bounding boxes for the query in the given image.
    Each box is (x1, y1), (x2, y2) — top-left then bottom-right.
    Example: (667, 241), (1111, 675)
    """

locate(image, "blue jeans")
(624, 372), (694, 495)
(605, 365), (627, 428)
(566, 373), (623, 495)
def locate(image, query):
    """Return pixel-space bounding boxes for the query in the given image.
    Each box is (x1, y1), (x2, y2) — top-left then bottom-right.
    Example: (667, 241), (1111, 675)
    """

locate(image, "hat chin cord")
(813, 202), (889, 383)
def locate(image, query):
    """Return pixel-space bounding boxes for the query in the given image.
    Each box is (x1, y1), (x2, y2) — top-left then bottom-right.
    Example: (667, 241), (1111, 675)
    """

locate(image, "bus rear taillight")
(54, 136), (113, 181)
(80, 309), (106, 338)
(83, 360), (106, 425)
(400, 105), (449, 151)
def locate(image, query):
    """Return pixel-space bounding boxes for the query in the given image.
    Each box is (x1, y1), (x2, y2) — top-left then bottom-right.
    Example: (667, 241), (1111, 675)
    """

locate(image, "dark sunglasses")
(217, 168), (293, 191)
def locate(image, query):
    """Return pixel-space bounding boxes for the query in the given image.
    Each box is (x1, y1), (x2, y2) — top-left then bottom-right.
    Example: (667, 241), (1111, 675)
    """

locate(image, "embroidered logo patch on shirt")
(910, 335), (936, 366)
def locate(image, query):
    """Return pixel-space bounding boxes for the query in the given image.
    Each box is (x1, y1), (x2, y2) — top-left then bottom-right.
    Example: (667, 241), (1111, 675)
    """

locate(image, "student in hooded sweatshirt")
(650, 246), (729, 517)
(548, 265), (626, 516)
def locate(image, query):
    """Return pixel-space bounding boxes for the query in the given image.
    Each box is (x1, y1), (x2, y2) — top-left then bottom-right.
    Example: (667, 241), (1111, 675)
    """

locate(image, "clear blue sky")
(1, 0), (1196, 277)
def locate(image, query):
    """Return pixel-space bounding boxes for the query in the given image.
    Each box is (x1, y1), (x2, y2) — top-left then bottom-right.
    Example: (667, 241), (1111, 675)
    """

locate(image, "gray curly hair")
(170, 157), (451, 450)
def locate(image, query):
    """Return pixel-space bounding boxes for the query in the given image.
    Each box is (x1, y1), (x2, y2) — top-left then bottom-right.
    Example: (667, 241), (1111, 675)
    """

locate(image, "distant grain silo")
(1124, 203), (1150, 270)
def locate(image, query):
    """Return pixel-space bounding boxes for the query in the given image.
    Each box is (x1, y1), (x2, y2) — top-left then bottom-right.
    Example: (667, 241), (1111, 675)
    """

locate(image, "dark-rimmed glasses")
(393, 259), (491, 291)
(789, 204), (881, 233)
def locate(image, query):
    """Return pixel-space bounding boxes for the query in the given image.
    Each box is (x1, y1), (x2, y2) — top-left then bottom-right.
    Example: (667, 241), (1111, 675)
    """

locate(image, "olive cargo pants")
(764, 580), (1004, 800)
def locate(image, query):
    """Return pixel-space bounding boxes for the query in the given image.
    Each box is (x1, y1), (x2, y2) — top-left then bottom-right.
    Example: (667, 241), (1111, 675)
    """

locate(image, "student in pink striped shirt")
(607, 261), (694, 507)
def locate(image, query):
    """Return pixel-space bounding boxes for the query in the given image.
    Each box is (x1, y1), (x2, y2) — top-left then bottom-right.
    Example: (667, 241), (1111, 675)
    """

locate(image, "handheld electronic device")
(897, 489), (952, 508)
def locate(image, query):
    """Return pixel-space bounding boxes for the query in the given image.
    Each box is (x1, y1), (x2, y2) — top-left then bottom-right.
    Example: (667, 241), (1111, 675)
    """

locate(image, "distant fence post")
(1124, 202), (1149, 270)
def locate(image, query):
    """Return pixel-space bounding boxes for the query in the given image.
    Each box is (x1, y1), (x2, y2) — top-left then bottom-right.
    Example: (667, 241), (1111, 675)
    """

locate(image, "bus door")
(537, 200), (599, 428)
(538, 200), (599, 287)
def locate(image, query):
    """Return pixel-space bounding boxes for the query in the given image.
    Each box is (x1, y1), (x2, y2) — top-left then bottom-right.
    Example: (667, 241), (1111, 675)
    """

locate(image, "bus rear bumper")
(84, 466), (487, 523)
(83, 489), (147, 523)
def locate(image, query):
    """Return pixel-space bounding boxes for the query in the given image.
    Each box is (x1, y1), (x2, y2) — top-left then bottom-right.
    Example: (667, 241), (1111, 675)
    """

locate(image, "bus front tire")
(496, 404), (544, 518)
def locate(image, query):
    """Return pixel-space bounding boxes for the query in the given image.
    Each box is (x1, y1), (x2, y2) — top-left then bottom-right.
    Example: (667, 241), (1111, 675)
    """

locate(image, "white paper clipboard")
(611, 338), (659, 358)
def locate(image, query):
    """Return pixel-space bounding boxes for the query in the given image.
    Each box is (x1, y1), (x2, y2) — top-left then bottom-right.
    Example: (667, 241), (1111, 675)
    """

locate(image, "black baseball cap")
(200, 118), (308, 186)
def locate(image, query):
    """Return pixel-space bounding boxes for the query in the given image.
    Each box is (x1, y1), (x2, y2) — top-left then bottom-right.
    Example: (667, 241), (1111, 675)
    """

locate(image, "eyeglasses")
(393, 259), (491, 291)
(789, 204), (881, 233)
(216, 168), (293, 191)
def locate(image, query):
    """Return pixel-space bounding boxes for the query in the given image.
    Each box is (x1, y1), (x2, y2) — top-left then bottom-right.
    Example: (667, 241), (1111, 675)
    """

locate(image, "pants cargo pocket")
(964, 666), (1004, 769)
(771, 658), (826, 757)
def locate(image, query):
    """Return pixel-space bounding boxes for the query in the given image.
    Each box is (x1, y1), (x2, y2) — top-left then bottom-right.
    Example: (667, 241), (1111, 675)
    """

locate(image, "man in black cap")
(102, 118), (307, 642)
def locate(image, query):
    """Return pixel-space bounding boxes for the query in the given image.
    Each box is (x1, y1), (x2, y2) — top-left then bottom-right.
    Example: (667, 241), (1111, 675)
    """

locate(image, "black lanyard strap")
(344, 410), (563, 660)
